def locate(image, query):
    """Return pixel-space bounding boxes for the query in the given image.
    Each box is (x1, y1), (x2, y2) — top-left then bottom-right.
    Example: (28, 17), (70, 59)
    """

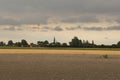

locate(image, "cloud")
(2, 25), (120, 32)
(30, 25), (63, 31)
(0, 0), (120, 25)
(86, 26), (120, 31)
(106, 26), (120, 30)
(3, 26), (23, 31)
(83, 27), (103, 31)
(0, 0), (120, 33)
(61, 15), (99, 23)
(66, 26), (120, 31)
(0, 17), (20, 25)
(53, 26), (63, 31)
(41, 26), (63, 31)
(66, 26), (81, 30)
(3, 26), (16, 31)
(41, 26), (52, 30)
(82, 26), (120, 31)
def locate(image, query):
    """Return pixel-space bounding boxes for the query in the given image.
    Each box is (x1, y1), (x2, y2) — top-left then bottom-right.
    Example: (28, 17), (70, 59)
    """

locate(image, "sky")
(0, 0), (120, 45)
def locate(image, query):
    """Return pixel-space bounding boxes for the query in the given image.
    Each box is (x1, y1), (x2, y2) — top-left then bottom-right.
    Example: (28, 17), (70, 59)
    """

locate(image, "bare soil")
(0, 49), (120, 80)
(0, 49), (120, 55)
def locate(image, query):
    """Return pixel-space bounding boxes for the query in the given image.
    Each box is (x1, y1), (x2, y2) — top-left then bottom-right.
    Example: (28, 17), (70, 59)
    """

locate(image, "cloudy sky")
(0, 0), (120, 45)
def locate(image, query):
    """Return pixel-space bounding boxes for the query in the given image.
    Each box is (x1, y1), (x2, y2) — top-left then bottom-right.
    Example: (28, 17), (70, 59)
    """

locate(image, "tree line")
(0, 36), (120, 48)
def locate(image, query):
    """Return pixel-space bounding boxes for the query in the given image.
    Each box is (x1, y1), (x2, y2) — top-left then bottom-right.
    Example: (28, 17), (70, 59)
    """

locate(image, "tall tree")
(117, 41), (120, 47)
(37, 40), (49, 47)
(69, 37), (80, 47)
(15, 42), (21, 47)
(30, 43), (37, 47)
(21, 39), (29, 47)
(79, 40), (83, 47)
(0, 41), (5, 46)
(7, 40), (14, 46)
(37, 41), (44, 47)
(55, 42), (61, 47)
(62, 43), (68, 47)
(43, 40), (49, 47)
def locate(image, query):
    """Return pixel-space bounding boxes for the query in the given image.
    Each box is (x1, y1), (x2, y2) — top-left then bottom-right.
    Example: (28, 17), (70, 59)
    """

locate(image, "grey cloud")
(2, 25), (120, 31)
(62, 16), (99, 23)
(115, 19), (120, 23)
(30, 26), (120, 31)
(0, 17), (20, 25)
(0, 0), (120, 25)
(53, 26), (63, 31)
(78, 16), (99, 23)
(66, 26), (81, 30)
(3, 26), (16, 31)
(41, 26), (63, 32)
(83, 27), (103, 31)
(3, 26), (23, 31)
(42, 26), (52, 30)
(17, 28), (23, 31)
(0, 16), (49, 25)
(66, 26), (120, 31)
(31, 26), (40, 30)
(106, 26), (120, 30)
(20, 16), (49, 25)
(82, 26), (120, 31)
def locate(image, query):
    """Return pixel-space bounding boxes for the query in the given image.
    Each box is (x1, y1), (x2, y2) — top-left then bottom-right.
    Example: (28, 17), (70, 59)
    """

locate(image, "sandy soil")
(0, 49), (120, 80)
(0, 49), (120, 55)
(0, 54), (120, 80)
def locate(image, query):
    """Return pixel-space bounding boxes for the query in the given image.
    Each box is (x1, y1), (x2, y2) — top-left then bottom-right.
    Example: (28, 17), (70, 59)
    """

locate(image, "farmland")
(0, 49), (120, 80)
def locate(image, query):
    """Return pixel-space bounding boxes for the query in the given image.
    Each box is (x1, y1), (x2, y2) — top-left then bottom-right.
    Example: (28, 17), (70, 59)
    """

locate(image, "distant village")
(0, 36), (120, 48)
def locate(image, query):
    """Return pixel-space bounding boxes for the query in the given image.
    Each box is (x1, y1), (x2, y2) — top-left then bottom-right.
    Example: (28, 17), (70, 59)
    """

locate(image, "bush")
(102, 54), (108, 59)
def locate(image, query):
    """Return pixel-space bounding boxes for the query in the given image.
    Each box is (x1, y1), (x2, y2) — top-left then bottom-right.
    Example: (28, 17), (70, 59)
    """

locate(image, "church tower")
(53, 37), (56, 44)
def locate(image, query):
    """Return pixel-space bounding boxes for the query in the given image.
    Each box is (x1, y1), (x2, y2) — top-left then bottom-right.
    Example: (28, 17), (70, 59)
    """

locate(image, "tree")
(82, 40), (91, 47)
(30, 43), (37, 47)
(14, 42), (21, 47)
(69, 37), (81, 47)
(43, 40), (49, 47)
(21, 39), (29, 47)
(117, 41), (120, 47)
(79, 40), (82, 47)
(92, 40), (94, 45)
(7, 40), (14, 46)
(0, 41), (5, 46)
(85, 40), (90, 47)
(37, 41), (44, 47)
(55, 42), (61, 47)
(62, 43), (68, 47)
(37, 40), (49, 47)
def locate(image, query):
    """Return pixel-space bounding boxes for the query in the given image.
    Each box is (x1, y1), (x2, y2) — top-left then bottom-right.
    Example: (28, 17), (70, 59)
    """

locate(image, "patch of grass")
(0, 47), (120, 51)
(102, 54), (108, 59)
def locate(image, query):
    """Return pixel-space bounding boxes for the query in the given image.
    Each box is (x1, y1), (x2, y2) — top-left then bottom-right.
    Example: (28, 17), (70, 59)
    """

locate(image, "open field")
(0, 49), (120, 80)
(0, 49), (120, 55)
(1, 47), (120, 51)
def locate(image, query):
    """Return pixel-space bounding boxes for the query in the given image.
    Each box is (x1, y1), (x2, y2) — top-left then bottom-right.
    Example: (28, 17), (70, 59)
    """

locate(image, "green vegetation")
(0, 46), (120, 51)
(0, 36), (120, 49)
(102, 54), (108, 59)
